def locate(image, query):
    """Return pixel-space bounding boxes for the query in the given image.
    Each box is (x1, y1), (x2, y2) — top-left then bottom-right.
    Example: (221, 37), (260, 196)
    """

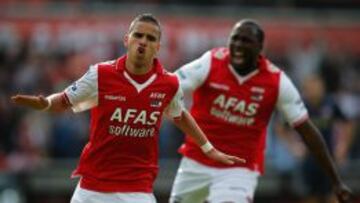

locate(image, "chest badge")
(150, 92), (166, 108)
(250, 86), (265, 101)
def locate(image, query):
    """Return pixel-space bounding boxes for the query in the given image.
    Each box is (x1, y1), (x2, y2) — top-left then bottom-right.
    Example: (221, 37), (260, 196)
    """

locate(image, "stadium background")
(0, 0), (359, 202)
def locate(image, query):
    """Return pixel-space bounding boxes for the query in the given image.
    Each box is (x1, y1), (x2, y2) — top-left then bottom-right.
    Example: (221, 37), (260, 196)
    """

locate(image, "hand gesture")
(205, 148), (246, 165)
(11, 94), (49, 110)
(334, 182), (352, 203)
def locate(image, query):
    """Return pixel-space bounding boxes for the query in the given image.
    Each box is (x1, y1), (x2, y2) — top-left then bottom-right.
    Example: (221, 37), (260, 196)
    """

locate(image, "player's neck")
(125, 59), (153, 75)
(234, 65), (258, 76)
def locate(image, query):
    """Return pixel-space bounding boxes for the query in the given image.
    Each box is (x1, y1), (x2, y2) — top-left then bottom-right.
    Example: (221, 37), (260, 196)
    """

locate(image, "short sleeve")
(164, 85), (185, 119)
(64, 65), (98, 113)
(175, 51), (211, 93)
(276, 72), (308, 127)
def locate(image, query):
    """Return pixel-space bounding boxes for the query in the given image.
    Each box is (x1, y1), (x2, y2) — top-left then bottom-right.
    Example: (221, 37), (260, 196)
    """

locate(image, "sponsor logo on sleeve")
(177, 70), (187, 80)
(214, 48), (227, 59)
(71, 82), (77, 91)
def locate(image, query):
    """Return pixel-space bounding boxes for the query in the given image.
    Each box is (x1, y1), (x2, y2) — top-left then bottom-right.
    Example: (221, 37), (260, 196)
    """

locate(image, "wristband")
(42, 97), (52, 111)
(201, 142), (214, 153)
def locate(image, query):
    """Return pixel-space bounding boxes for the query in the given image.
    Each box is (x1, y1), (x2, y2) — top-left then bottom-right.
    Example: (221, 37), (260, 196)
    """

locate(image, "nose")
(138, 36), (148, 46)
(233, 38), (244, 47)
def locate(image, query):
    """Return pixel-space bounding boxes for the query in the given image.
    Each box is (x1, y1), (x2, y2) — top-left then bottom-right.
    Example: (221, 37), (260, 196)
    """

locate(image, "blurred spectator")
(300, 75), (353, 203)
(286, 37), (325, 86)
(7, 111), (51, 172)
(275, 74), (354, 203)
(50, 112), (89, 158)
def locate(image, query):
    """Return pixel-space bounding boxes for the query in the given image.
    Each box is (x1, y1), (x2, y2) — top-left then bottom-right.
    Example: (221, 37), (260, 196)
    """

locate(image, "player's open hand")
(11, 94), (49, 110)
(334, 182), (352, 203)
(205, 148), (246, 165)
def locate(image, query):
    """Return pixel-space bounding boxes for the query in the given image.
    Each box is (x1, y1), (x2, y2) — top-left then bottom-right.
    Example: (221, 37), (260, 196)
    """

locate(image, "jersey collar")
(115, 54), (164, 93)
(228, 55), (267, 85)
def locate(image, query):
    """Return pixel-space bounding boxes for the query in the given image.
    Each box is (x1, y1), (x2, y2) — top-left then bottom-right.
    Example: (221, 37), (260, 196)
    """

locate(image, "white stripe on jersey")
(64, 65), (98, 113)
(276, 71), (308, 126)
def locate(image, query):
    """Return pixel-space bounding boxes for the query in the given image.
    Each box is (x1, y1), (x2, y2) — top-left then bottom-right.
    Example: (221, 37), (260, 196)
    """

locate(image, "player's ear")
(123, 34), (129, 48)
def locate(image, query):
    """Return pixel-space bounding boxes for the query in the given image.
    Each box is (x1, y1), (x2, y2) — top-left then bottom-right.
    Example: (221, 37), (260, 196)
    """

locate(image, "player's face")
(124, 21), (160, 66)
(228, 23), (262, 70)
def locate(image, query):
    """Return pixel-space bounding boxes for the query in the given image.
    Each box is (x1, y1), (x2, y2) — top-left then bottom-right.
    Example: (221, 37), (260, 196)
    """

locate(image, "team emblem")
(250, 86), (265, 101)
(150, 100), (162, 108)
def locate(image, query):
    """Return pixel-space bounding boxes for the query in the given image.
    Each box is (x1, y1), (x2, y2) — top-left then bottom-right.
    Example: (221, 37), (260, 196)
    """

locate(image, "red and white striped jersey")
(64, 55), (184, 192)
(176, 48), (308, 173)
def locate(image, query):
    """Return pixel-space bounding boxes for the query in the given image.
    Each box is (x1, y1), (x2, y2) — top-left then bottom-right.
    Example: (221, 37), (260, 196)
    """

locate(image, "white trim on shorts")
(170, 157), (260, 203)
(70, 183), (157, 203)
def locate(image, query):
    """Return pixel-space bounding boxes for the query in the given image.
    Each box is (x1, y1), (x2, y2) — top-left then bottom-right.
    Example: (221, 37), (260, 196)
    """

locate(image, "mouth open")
(137, 47), (145, 54)
(232, 50), (244, 64)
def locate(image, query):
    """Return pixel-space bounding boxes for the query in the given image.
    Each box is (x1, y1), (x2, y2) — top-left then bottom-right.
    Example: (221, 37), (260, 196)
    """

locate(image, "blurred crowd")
(0, 11), (360, 202)
(1, 15), (359, 164)
(0, 0), (359, 9)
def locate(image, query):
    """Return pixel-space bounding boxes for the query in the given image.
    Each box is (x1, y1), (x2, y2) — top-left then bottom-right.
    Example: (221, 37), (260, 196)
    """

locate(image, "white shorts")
(70, 183), (157, 203)
(169, 157), (260, 203)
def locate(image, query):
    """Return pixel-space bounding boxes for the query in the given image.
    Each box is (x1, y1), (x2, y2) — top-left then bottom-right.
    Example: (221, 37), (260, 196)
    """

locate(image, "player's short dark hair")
(238, 19), (265, 44)
(129, 13), (162, 39)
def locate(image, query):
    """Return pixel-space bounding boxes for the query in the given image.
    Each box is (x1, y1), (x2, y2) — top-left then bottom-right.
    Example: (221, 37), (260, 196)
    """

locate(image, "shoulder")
(262, 57), (282, 74)
(158, 71), (181, 97)
(267, 62), (282, 73)
(95, 60), (117, 70)
(210, 47), (229, 60)
(161, 71), (180, 87)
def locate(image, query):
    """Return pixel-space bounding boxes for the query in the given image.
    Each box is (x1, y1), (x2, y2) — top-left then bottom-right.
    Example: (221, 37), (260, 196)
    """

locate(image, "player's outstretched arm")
(295, 119), (352, 203)
(11, 93), (72, 113)
(172, 110), (246, 165)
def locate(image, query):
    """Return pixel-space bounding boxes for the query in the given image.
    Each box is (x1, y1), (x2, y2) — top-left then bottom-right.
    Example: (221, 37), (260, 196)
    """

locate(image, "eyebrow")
(133, 31), (159, 41)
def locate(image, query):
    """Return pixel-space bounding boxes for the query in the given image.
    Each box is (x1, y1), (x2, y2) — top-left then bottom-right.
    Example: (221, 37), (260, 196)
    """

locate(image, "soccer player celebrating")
(11, 14), (244, 203)
(170, 19), (352, 203)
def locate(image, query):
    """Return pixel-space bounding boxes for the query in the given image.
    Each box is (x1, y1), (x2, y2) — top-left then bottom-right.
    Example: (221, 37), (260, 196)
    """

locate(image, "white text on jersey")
(108, 125), (155, 137)
(110, 108), (161, 125)
(210, 94), (260, 126)
(213, 94), (259, 116)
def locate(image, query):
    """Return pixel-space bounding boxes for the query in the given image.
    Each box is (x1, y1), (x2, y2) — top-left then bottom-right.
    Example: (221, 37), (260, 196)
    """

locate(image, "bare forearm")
(172, 110), (209, 147)
(295, 120), (341, 185)
(172, 110), (246, 165)
(11, 92), (71, 113)
(46, 93), (72, 113)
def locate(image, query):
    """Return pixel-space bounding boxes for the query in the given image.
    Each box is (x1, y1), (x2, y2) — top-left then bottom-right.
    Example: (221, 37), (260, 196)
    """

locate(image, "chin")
(231, 61), (244, 68)
(135, 54), (145, 60)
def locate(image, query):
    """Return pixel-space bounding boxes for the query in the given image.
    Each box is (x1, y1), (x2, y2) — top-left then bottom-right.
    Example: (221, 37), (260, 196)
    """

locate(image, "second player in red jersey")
(170, 19), (351, 203)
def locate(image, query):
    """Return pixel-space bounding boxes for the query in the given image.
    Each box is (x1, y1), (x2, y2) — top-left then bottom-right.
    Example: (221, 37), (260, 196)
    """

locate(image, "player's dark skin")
(228, 20), (352, 203)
